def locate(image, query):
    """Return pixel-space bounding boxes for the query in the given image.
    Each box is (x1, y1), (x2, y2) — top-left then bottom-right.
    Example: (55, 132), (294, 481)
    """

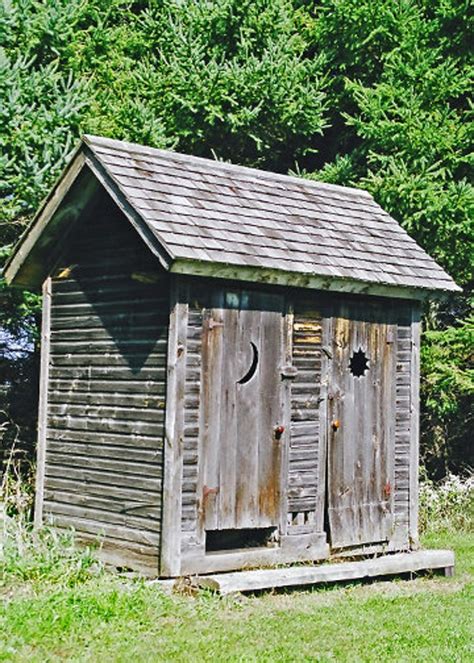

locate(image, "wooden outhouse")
(5, 136), (459, 577)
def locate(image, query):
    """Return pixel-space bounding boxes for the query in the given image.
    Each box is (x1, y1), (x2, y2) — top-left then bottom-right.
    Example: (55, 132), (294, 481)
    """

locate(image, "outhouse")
(4, 136), (460, 577)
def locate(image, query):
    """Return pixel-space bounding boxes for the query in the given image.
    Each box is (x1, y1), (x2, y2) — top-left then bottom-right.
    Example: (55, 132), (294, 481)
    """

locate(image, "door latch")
(274, 425), (285, 440)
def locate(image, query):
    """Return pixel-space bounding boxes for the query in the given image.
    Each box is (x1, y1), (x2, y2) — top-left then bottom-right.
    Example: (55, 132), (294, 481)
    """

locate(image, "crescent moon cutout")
(237, 341), (259, 385)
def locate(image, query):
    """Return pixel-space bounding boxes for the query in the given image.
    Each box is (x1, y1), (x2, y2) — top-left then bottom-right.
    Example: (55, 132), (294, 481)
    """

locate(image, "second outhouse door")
(327, 302), (396, 548)
(199, 289), (286, 536)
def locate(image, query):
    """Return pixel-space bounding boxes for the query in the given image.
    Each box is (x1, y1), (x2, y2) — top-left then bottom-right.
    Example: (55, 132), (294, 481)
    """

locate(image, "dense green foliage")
(420, 316), (474, 476)
(1, 0), (472, 476)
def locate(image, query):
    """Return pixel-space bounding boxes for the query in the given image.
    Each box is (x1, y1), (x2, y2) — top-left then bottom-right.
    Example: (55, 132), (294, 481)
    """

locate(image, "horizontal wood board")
(42, 195), (169, 570)
(184, 549), (455, 594)
(287, 299), (323, 525)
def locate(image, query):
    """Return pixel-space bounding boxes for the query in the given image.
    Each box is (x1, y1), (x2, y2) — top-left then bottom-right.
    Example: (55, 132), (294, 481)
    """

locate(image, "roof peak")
(82, 134), (372, 201)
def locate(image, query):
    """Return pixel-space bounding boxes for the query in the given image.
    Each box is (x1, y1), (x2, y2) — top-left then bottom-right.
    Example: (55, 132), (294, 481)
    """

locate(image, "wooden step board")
(157, 550), (455, 595)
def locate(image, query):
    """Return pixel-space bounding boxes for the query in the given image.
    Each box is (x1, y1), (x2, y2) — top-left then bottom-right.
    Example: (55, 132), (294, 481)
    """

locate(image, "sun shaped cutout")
(349, 348), (369, 377)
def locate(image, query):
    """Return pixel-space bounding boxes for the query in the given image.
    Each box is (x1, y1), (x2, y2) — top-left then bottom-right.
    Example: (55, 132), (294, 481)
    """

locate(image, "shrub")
(418, 473), (474, 535)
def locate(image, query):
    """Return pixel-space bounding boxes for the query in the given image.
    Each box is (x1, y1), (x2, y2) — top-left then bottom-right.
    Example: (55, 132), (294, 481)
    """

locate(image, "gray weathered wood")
(198, 290), (224, 533)
(409, 304), (421, 547)
(38, 200), (168, 575)
(4, 153), (97, 289)
(217, 306), (238, 529)
(180, 532), (329, 576)
(328, 301), (396, 548)
(188, 549), (455, 594)
(75, 533), (159, 576)
(235, 304), (261, 528)
(279, 305), (293, 536)
(160, 277), (188, 577)
(6, 135), (459, 298)
(172, 260), (437, 303)
(197, 289), (286, 533)
(316, 312), (331, 532)
(287, 300), (322, 526)
(34, 277), (52, 527)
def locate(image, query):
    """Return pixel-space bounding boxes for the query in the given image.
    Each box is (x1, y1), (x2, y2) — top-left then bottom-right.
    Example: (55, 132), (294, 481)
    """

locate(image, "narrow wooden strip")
(195, 549), (455, 594)
(409, 305), (421, 545)
(47, 426), (162, 449)
(35, 277), (52, 527)
(44, 464), (162, 491)
(44, 475), (161, 503)
(160, 277), (188, 576)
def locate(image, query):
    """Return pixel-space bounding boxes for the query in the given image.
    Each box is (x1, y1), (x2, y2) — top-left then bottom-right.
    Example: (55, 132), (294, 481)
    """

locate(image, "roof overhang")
(170, 259), (454, 302)
(4, 137), (461, 301)
(3, 145), (173, 290)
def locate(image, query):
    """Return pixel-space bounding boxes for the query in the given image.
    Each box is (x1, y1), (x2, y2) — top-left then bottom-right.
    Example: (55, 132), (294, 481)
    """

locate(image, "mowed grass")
(1, 531), (472, 662)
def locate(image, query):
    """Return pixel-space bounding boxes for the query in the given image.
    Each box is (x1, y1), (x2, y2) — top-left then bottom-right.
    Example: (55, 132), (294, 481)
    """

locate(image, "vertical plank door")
(327, 302), (396, 548)
(199, 289), (286, 533)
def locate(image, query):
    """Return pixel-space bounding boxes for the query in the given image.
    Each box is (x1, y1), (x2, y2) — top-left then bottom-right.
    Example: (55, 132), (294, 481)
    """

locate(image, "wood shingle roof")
(5, 134), (460, 298)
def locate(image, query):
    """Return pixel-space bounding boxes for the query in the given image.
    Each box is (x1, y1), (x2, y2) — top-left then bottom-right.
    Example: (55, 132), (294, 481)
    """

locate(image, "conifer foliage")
(1, 0), (472, 477)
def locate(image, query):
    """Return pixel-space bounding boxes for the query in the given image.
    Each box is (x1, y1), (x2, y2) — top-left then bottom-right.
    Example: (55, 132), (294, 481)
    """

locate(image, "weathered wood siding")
(285, 294), (417, 552)
(181, 304), (203, 538)
(287, 299), (323, 532)
(176, 285), (417, 571)
(41, 196), (169, 574)
(180, 284), (286, 537)
(392, 305), (418, 547)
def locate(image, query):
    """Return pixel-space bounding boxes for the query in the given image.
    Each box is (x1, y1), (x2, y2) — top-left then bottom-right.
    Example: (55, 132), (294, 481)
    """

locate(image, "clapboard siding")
(180, 309), (203, 534)
(42, 196), (169, 571)
(393, 313), (413, 542)
(288, 302), (322, 523)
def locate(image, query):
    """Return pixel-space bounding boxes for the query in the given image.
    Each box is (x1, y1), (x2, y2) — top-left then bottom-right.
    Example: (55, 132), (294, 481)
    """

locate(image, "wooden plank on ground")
(185, 549), (455, 595)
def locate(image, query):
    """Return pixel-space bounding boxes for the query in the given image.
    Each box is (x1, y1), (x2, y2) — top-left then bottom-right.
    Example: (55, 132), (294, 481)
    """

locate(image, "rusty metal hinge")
(208, 318), (224, 330)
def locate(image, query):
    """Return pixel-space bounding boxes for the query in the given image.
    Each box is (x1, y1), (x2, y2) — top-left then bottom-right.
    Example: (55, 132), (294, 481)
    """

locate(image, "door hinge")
(280, 365), (298, 380)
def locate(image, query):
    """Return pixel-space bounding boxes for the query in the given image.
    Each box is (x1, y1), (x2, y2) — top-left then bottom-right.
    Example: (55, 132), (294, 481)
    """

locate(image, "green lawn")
(1, 531), (472, 662)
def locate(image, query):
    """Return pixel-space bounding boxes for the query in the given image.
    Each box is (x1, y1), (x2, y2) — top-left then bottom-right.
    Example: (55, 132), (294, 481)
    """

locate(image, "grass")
(0, 529), (472, 662)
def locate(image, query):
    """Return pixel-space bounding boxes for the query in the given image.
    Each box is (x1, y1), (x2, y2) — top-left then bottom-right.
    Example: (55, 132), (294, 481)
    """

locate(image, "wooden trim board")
(160, 277), (189, 576)
(180, 534), (329, 576)
(170, 259), (455, 302)
(409, 304), (422, 547)
(34, 277), (52, 527)
(153, 549), (455, 595)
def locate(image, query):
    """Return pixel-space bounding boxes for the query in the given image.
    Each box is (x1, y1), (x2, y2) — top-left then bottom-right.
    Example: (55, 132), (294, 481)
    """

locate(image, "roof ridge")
(82, 134), (372, 200)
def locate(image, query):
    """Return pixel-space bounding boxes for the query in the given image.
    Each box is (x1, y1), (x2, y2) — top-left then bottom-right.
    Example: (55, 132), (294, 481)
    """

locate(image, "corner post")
(279, 301), (293, 536)
(34, 277), (52, 528)
(160, 276), (188, 576)
(409, 303), (421, 547)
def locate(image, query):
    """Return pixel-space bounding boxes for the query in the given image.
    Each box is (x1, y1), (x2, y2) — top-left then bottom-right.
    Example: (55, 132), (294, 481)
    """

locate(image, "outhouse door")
(199, 289), (286, 541)
(327, 304), (396, 548)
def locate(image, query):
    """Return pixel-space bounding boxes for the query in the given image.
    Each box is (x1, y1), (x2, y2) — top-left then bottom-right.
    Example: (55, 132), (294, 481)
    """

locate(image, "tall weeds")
(419, 473), (473, 535)
(0, 459), (102, 587)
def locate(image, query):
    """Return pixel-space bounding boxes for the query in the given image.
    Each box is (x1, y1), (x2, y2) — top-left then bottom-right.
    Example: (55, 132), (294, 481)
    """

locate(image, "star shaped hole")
(349, 348), (369, 377)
